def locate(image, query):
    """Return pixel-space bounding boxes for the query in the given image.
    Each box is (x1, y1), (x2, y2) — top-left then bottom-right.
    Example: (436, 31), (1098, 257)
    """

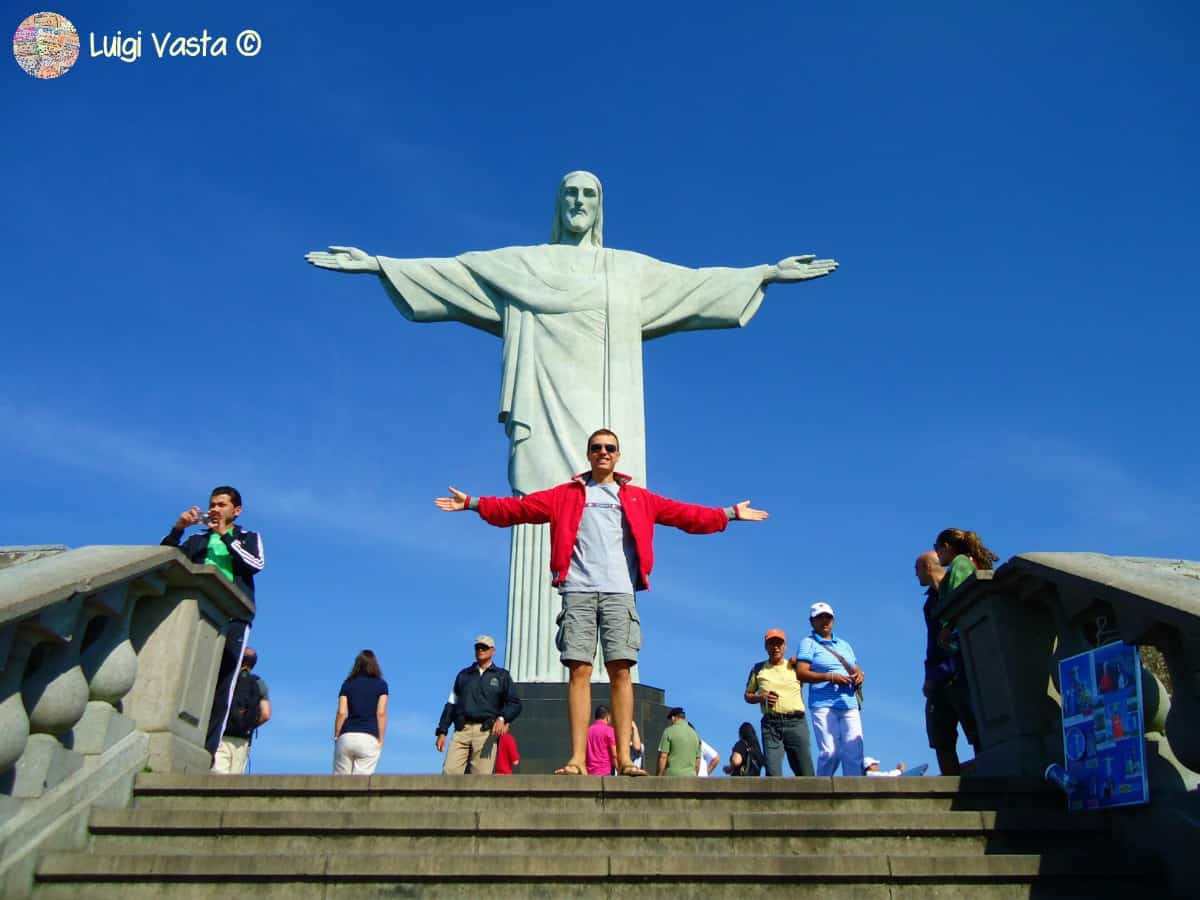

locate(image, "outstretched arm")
(731, 501), (768, 522)
(304, 246), (382, 274)
(652, 496), (769, 533)
(435, 485), (557, 528)
(434, 486), (472, 512)
(761, 255), (838, 283)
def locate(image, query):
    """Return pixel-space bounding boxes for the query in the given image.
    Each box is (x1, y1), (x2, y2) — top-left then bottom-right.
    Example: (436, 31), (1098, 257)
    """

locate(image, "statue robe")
(376, 242), (767, 680)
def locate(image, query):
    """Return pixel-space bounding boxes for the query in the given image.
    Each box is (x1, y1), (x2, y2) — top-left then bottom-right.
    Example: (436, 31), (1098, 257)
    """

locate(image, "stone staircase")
(32, 773), (1166, 899)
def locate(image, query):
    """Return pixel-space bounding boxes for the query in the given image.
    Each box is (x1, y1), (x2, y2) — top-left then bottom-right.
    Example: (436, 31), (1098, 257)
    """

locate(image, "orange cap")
(764, 628), (786, 642)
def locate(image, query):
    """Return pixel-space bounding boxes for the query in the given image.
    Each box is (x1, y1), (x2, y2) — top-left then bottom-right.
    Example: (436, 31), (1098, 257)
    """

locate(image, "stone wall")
(0, 544), (254, 897)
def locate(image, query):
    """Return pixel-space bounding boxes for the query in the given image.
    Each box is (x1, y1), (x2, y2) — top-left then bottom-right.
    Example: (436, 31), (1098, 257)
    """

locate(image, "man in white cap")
(795, 602), (866, 776)
(863, 756), (906, 777)
(435, 635), (522, 775)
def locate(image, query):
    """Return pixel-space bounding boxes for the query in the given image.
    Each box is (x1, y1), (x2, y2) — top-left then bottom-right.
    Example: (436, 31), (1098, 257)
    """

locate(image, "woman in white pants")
(794, 602), (866, 776)
(333, 649), (389, 774)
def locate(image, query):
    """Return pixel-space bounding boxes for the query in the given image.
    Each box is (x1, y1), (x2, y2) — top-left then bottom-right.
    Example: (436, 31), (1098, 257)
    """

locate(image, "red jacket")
(473, 473), (732, 590)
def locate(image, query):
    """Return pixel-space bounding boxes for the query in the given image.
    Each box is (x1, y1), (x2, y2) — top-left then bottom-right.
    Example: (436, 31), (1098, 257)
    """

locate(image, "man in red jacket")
(436, 429), (768, 775)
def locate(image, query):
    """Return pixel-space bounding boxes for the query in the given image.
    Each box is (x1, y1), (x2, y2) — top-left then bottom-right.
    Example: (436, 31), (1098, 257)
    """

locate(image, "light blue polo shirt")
(796, 631), (859, 710)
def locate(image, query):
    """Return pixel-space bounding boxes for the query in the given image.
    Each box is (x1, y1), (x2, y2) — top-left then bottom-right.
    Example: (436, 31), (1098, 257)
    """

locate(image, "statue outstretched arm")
(761, 254), (838, 283)
(304, 245), (381, 274)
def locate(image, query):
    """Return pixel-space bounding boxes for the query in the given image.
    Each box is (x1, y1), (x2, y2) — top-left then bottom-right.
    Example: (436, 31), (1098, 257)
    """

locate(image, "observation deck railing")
(0, 544), (252, 896)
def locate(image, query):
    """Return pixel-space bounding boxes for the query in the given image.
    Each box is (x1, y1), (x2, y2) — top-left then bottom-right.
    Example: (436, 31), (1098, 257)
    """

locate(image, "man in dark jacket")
(161, 486), (264, 599)
(161, 485), (264, 757)
(436, 635), (522, 775)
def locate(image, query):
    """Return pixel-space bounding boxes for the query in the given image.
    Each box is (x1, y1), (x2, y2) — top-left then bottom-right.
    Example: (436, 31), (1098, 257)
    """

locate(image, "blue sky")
(3, 1), (1196, 775)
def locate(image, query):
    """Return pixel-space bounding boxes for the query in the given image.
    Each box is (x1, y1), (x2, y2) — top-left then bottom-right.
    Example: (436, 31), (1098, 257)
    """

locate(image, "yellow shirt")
(745, 659), (805, 715)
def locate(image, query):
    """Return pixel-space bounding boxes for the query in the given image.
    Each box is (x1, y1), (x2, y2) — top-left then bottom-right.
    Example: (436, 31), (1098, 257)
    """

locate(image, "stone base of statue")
(508, 682), (673, 775)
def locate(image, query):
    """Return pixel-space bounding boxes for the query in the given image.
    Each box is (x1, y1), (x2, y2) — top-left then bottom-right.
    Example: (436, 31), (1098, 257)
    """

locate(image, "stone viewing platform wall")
(935, 552), (1200, 895)
(0, 544), (254, 897)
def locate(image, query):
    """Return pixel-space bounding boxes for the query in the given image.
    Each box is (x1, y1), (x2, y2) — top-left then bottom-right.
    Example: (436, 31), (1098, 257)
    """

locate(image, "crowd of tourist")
(169, 442), (997, 778)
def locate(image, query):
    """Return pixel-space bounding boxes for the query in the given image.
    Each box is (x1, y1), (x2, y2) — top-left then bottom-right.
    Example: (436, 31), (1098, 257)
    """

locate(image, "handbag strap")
(821, 641), (856, 675)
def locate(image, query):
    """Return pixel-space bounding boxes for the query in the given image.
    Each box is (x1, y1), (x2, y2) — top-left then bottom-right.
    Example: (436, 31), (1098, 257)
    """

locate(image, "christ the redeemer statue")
(306, 171), (837, 682)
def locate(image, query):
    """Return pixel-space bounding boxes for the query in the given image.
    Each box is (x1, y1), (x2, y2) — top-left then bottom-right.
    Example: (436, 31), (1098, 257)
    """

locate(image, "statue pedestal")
(508, 682), (673, 775)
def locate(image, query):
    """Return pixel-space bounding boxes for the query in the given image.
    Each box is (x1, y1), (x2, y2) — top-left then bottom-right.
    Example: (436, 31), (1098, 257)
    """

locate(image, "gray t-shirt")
(560, 479), (639, 594)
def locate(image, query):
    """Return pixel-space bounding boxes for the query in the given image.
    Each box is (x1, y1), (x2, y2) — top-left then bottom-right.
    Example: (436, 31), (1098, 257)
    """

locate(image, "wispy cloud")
(0, 402), (499, 562)
(979, 433), (1197, 539)
(0, 402), (195, 489)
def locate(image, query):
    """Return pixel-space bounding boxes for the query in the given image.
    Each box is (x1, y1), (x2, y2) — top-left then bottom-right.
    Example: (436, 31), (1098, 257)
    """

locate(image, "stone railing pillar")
(72, 586), (140, 757)
(0, 631), (32, 777)
(936, 571), (1062, 776)
(15, 598), (90, 798)
(124, 587), (228, 773)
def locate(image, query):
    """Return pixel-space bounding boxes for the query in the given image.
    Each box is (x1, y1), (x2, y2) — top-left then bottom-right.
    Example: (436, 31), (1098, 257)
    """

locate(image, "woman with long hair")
(333, 649), (388, 775)
(724, 721), (766, 776)
(934, 528), (999, 599)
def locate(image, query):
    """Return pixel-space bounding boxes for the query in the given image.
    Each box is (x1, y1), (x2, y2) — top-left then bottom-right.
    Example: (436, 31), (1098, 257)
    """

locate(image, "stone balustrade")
(933, 553), (1199, 780)
(1, 544), (254, 896)
(934, 552), (1200, 892)
(1, 545), (254, 804)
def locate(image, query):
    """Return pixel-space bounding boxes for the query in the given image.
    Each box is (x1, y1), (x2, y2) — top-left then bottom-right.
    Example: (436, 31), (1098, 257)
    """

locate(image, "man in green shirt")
(657, 707), (701, 776)
(161, 485), (264, 759)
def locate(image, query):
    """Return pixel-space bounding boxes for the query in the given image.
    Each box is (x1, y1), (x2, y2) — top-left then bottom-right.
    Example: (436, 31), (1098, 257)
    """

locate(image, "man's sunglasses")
(474, 643), (492, 652)
(589, 443), (618, 454)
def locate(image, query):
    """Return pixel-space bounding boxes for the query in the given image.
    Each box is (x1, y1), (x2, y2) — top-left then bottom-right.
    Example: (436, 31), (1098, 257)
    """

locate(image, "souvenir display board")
(1058, 642), (1149, 810)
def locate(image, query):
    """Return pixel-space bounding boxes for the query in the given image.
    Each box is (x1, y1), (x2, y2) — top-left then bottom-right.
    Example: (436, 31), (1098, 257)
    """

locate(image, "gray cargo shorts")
(556, 592), (642, 664)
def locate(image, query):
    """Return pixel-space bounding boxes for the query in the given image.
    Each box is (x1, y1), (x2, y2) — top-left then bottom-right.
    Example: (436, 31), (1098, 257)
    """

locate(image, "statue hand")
(304, 245), (381, 274)
(768, 255), (838, 283)
(434, 486), (469, 512)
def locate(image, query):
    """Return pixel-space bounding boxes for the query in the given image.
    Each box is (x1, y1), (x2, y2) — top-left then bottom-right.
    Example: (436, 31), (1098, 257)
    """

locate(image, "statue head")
(550, 170), (603, 246)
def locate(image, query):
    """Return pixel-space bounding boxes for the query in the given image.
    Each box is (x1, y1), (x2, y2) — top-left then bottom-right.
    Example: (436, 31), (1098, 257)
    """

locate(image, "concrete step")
(37, 774), (1150, 899)
(86, 807), (1110, 857)
(34, 850), (1166, 899)
(130, 773), (1063, 814)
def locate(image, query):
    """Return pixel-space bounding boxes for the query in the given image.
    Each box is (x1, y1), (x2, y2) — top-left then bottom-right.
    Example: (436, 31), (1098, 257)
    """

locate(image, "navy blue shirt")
(339, 676), (388, 738)
(923, 586), (961, 685)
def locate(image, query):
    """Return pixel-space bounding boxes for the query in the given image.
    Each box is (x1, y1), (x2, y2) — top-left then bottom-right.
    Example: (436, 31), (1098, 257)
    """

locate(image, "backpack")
(225, 671), (263, 739)
(732, 740), (764, 776)
(744, 752), (764, 777)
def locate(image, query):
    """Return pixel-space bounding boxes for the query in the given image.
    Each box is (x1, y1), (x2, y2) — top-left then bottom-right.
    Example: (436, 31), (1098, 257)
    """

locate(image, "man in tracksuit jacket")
(436, 428), (767, 776)
(161, 485), (264, 759)
(435, 634), (522, 774)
